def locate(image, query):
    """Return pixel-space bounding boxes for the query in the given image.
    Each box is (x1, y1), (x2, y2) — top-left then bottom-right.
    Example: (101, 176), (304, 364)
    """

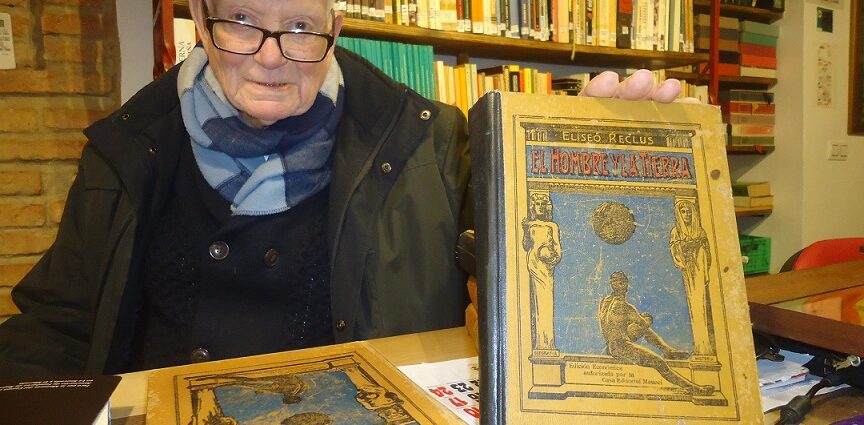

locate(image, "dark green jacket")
(0, 48), (471, 377)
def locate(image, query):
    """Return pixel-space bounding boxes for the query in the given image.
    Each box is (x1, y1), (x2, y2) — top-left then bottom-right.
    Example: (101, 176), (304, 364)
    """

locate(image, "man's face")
(195, 0), (341, 127)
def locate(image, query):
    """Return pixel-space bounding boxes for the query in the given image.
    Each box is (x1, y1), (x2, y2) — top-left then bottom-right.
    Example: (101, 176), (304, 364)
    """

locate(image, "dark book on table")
(0, 375), (120, 425)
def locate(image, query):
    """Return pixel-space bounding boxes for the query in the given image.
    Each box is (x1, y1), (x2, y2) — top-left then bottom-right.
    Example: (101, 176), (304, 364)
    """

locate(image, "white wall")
(731, 0), (864, 272)
(116, 0), (154, 102)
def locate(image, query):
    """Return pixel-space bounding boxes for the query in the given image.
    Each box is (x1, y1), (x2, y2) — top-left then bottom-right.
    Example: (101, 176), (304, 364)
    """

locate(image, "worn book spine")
(616, 0), (632, 48)
(469, 91), (506, 425)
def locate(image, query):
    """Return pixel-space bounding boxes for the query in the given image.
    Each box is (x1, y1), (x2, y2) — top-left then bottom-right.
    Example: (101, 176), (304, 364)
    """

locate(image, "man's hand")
(581, 69), (700, 104)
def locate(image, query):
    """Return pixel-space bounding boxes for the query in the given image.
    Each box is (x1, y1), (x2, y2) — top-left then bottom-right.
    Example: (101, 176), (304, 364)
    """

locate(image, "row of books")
(720, 89), (775, 146)
(337, 37), (438, 100)
(721, 0), (784, 10)
(694, 14), (778, 79)
(436, 64), (597, 116)
(336, 0), (697, 52)
(737, 19), (778, 78)
(337, 36), (577, 116)
(732, 180), (773, 208)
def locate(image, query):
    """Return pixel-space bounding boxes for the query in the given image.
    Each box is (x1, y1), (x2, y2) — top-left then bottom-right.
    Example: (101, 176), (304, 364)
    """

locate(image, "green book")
(424, 45), (435, 99)
(740, 32), (778, 47)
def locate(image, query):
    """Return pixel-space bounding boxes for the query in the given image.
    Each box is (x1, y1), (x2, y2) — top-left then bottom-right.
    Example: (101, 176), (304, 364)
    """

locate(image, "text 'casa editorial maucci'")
(469, 93), (762, 424)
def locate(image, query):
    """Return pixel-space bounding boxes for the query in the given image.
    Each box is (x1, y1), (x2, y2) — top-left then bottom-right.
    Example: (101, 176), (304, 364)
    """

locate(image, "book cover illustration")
(146, 342), (460, 425)
(470, 92), (763, 424)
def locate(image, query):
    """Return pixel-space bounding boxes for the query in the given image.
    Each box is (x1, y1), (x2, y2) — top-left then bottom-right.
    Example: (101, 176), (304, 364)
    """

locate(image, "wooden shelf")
(339, 19), (708, 69)
(735, 207), (773, 217)
(665, 71), (776, 89)
(173, 0), (707, 70)
(693, 0), (784, 23)
(727, 145), (775, 154)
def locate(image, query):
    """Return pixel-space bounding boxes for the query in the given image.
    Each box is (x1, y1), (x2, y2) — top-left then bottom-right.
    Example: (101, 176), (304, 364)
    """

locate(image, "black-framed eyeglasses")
(205, 15), (335, 63)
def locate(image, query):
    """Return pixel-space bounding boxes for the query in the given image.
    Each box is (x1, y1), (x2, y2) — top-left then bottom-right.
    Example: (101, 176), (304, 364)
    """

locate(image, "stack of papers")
(758, 351), (810, 391)
(758, 350), (850, 412)
(399, 352), (851, 418)
(399, 357), (479, 425)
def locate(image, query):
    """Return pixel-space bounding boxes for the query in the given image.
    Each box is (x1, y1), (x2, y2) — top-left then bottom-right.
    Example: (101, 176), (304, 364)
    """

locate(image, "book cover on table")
(469, 92), (763, 424)
(146, 341), (460, 424)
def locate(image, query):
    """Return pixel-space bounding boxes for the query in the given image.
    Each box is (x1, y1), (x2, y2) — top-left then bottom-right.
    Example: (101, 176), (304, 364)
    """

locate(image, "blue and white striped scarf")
(178, 46), (344, 216)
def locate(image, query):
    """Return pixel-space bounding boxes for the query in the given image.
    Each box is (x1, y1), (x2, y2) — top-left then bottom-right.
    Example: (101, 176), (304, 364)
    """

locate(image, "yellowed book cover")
(469, 92), (763, 424)
(146, 341), (460, 424)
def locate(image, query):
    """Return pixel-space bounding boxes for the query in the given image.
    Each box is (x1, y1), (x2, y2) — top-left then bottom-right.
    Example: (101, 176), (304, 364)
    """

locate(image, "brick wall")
(0, 0), (120, 324)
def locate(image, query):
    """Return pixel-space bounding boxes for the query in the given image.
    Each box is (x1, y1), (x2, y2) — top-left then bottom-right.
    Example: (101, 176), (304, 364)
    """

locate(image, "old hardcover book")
(469, 92), (763, 424)
(146, 342), (460, 424)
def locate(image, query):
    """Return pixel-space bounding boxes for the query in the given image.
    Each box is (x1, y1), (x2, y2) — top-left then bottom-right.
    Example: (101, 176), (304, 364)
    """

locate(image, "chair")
(780, 237), (864, 272)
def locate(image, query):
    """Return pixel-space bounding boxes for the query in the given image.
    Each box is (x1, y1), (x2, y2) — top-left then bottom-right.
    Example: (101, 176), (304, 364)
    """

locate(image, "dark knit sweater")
(125, 141), (333, 371)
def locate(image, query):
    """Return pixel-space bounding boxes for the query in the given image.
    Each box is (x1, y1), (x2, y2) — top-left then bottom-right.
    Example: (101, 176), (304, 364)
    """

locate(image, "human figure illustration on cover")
(669, 197), (714, 356)
(522, 190), (562, 353)
(599, 271), (714, 396)
(185, 363), (415, 425)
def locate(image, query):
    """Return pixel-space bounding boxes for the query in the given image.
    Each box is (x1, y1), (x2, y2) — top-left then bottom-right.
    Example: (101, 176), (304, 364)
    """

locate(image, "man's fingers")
(580, 70), (620, 97)
(580, 69), (686, 103)
(616, 69), (656, 100)
(650, 78), (682, 103)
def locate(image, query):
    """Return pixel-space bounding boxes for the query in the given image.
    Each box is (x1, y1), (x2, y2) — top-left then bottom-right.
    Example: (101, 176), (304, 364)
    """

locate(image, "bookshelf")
(169, 0), (707, 71)
(735, 207), (773, 217)
(726, 144), (775, 155)
(159, 1), (774, 238)
(676, 1), (780, 92)
(690, 2), (781, 158)
(693, 0), (783, 24)
(666, 71), (775, 90)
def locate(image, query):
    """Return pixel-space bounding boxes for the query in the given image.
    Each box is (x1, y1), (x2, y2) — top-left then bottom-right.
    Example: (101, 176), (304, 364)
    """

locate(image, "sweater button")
(336, 320), (347, 331)
(190, 347), (211, 363)
(380, 162), (392, 174)
(419, 110), (432, 120)
(209, 241), (229, 260)
(264, 248), (279, 267)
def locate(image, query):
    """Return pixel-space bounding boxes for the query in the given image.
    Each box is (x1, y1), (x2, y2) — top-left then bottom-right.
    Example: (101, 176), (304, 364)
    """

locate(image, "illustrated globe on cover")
(591, 201), (636, 245)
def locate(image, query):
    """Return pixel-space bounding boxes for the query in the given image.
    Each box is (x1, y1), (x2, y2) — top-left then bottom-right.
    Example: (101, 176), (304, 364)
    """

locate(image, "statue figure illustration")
(669, 198), (713, 355)
(522, 191), (562, 352)
(599, 271), (714, 396)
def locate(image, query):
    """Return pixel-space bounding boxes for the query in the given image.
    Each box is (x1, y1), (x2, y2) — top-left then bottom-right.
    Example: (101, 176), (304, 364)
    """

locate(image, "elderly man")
(0, 0), (688, 378)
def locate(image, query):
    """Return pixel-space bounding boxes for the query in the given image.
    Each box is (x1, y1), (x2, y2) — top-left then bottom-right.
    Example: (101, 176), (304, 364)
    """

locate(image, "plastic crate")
(739, 234), (771, 275)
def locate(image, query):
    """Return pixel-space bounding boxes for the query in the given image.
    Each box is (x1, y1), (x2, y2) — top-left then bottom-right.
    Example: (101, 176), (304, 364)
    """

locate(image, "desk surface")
(110, 326), (863, 425)
(110, 327), (476, 424)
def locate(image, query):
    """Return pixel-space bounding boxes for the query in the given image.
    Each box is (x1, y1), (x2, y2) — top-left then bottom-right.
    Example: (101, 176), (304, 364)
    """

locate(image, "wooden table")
(110, 327), (476, 424)
(110, 326), (863, 424)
